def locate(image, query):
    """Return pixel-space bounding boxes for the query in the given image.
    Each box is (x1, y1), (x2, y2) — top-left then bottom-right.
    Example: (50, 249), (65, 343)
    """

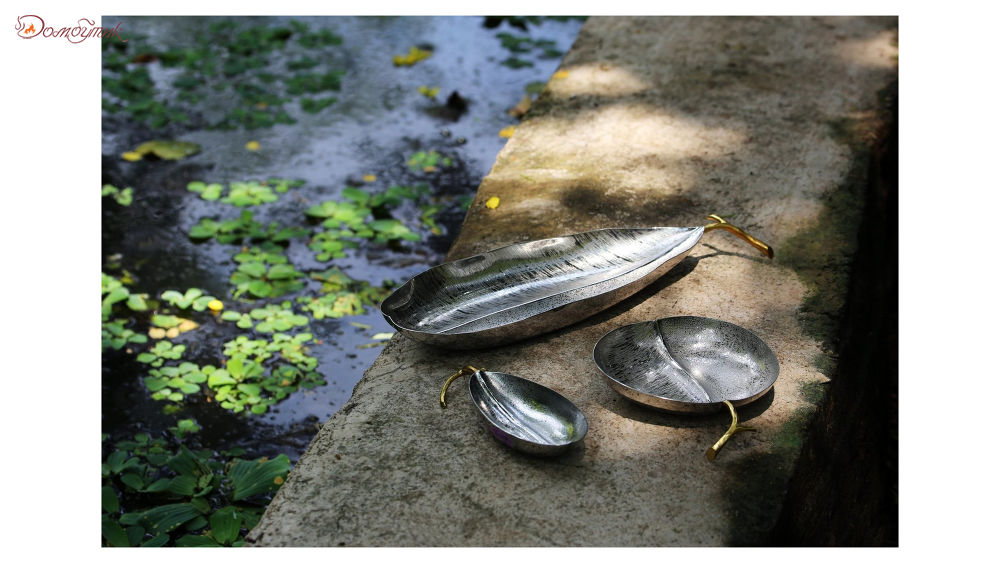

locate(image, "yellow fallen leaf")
(422, 166), (437, 173)
(417, 85), (440, 99)
(121, 151), (142, 162)
(485, 196), (500, 209)
(148, 327), (167, 339)
(245, 141), (261, 151)
(393, 46), (432, 66)
(498, 126), (516, 138)
(362, 174), (376, 182)
(165, 327), (180, 339)
(553, 70), (570, 79)
(177, 319), (199, 333)
(207, 299), (224, 312)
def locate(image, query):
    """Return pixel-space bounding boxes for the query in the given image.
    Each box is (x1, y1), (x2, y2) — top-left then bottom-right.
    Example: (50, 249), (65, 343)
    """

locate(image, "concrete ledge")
(247, 16), (897, 546)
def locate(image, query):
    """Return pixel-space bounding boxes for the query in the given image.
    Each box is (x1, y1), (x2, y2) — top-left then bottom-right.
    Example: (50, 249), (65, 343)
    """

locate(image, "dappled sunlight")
(546, 62), (653, 98)
(497, 100), (748, 185)
(835, 28), (898, 69)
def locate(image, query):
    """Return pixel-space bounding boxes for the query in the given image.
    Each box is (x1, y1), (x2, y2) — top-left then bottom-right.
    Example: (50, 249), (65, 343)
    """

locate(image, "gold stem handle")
(439, 366), (480, 408)
(705, 400), (756, 461)
(703, 214), (774, 259)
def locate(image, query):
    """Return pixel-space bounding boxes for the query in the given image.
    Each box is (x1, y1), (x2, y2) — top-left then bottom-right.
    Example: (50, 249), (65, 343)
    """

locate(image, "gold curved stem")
(439, 366), (480, 408)
(703, 214), (774, 259)
(705, 400), (756, 461)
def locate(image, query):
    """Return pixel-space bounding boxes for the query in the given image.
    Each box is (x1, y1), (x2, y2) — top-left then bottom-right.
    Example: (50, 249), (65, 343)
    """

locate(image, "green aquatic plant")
(229, 261), (305, 299)
(144, 362), (209, 402)
(219, 302), (309, 333)
(233, 243), (290, 265)
(189, 179), (302, 206)
(102, 319), (149, 351)
(186, 181), (223, 201)
(102, 184), (134, 206)
(137, 341), (186, 368)
(190, 210), (308, 244)
(159, 288), (219, 311)
(102, 433), (289, 547)
(307, 230), (359, 261)
(297, 292), (365, 319)
(102, 272), (151, 351)
(294, 25), (343, 48)
(300, 96), (338, 113)
(407, 150), (453, 172)
(285, 71), (344, 95)
(221, 181), (279, 207)
(169, 418), (201, 439)
(188, 210), (269, 243)
(209, 332), (323, 414)
(102, 272), (150, 322)
(103, 19), (348, 130)
(306, 199), (369, 229)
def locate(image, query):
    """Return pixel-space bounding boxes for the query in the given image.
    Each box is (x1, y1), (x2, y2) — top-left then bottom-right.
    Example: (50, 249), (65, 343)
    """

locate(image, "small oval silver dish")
(440, 366), (588, 457)
(382, 215), (773, 349)
(593, 316), (779, 460)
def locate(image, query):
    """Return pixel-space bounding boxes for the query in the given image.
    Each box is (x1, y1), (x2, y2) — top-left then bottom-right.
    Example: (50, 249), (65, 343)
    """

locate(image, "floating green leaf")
(227, 455), (290, 501)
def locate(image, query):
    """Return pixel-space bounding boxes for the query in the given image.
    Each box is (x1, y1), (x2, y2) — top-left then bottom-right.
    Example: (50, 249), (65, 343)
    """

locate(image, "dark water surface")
(102, 16), (583, 461)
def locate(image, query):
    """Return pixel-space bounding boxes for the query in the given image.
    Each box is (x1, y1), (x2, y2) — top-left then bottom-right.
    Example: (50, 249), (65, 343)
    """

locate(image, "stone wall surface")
(247, 16), (898, 546)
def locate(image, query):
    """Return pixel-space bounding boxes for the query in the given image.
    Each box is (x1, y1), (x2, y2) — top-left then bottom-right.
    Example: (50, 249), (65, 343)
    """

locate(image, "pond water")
(101, 16), (584, 464)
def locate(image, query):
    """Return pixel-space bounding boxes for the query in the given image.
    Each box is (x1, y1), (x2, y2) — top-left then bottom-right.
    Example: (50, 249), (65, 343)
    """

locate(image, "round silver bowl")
(593, 317), (779, 459)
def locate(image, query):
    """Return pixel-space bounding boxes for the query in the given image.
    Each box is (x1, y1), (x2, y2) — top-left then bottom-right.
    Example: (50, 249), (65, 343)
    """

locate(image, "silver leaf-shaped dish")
(382, 215), (772, 349)
(439, 366), (588, 457)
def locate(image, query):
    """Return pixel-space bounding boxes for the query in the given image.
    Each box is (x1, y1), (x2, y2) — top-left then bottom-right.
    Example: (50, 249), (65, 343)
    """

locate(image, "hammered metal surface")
(468, 370), (588, 456)
(593, 317), (779, 414)
(382, 227), (703, 348)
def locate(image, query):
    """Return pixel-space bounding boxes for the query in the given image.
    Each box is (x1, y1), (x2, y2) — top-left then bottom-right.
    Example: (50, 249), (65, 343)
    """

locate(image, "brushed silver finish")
(593, 317), (779, 414)
(466, 369), (588, 456)
(382, 227), (704, 348)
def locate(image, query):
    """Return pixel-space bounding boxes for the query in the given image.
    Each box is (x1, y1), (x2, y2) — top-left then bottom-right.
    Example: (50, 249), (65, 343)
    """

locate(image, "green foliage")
(295, 26), (343, 48)
(160, 288), (218, 311)
(137, 341), (186, 368)
(186, 181), (223, 201)
(230, 261), (305, 299)
(210, 332), (322, 414)
(300, 96), (338, 113)
(407, 150), (453, 172)
(169, 418), (201, 439)
(102, 319), (149, 351)
(220, 302), (309, 333)
(102, 19), (347, 130)
(500, 57), (533, 69)
(102, 434), (288, 546)
(304, 183), (433, 260)
(145, 362), (211, 402)
(308, 230), (359, 261)
(102, 272), (149, 322)
(492, 28), (566, 66)
(102, 184), (134, 206)
(296, 269), (392, 319)
(189, 179), (303, 207)
(189, 210), (308, 245)
(285, 71), (344, 95)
